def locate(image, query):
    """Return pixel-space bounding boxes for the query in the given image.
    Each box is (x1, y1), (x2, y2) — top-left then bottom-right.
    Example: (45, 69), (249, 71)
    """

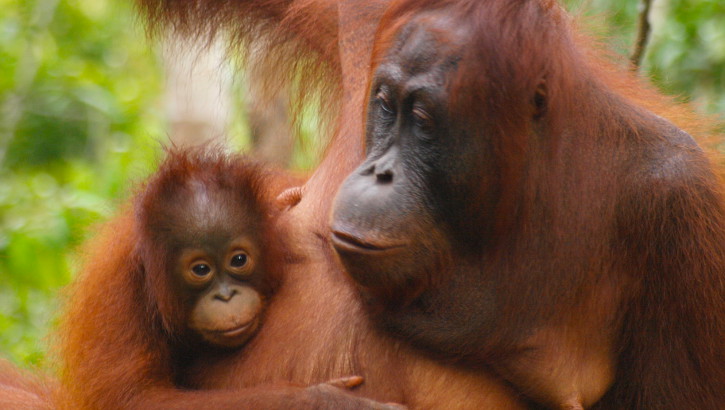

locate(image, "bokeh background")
(1, 0), (724, 369)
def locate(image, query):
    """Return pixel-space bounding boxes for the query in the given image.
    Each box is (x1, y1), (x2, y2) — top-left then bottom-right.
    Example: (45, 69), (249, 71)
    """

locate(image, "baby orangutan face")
(142, 167), (274, 350)
(177, 235), (265, 348)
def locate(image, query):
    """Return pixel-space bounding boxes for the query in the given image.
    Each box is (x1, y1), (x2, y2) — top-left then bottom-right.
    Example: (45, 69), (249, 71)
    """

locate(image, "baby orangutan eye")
(192, 263), (211, 277)
(184, 260), (215, 287)
(230, 253), (248, 268)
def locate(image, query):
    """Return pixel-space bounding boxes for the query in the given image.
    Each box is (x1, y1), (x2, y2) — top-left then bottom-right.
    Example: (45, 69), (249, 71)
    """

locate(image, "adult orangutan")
(51, 0), (723, 409)
(330, 0), (725, 409)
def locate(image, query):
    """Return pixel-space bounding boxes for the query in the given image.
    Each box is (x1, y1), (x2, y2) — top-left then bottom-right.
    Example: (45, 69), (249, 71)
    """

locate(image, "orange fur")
(0, 360), (57, 410)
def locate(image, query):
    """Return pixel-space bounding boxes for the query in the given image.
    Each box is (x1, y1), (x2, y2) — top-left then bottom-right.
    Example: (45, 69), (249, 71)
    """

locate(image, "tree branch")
(630, 0), (654, 70)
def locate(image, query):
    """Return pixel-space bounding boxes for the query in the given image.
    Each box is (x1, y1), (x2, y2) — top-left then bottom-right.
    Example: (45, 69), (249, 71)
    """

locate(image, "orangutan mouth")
(331, 231), (406, 254)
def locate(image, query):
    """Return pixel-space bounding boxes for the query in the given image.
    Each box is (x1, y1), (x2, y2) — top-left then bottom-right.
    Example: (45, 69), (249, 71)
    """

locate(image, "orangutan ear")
(533, 79), (547, 120)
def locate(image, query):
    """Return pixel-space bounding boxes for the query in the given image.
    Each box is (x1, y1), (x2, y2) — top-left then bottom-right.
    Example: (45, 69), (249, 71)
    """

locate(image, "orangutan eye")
(376, 90), (395, 115)
(191, 263), (211, 276)
(412, 106), (433, 131)
(230, 253), (248, 268)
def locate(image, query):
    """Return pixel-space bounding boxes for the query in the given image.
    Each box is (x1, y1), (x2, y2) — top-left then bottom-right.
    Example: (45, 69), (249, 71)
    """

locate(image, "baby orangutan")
(57, 147), (390, 408)
(135, 147), (286, 352)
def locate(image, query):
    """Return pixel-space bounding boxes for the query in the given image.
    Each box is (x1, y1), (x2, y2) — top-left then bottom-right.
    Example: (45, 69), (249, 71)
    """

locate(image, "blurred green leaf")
(0, 0), (162, 368)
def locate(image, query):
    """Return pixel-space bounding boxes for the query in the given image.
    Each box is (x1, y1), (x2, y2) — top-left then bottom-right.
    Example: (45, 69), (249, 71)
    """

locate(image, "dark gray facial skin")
(331, 15), (486, 307)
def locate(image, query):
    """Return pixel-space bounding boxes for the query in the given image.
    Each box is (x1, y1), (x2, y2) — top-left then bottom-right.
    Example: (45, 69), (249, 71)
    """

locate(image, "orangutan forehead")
(155, 180), (259, 246)
(375, 18), (464, 91)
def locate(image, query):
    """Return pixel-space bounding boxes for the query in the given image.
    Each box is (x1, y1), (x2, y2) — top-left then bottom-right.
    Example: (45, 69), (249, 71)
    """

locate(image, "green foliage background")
(1, 0), (724, 369)
(1, 0), (164, 367)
